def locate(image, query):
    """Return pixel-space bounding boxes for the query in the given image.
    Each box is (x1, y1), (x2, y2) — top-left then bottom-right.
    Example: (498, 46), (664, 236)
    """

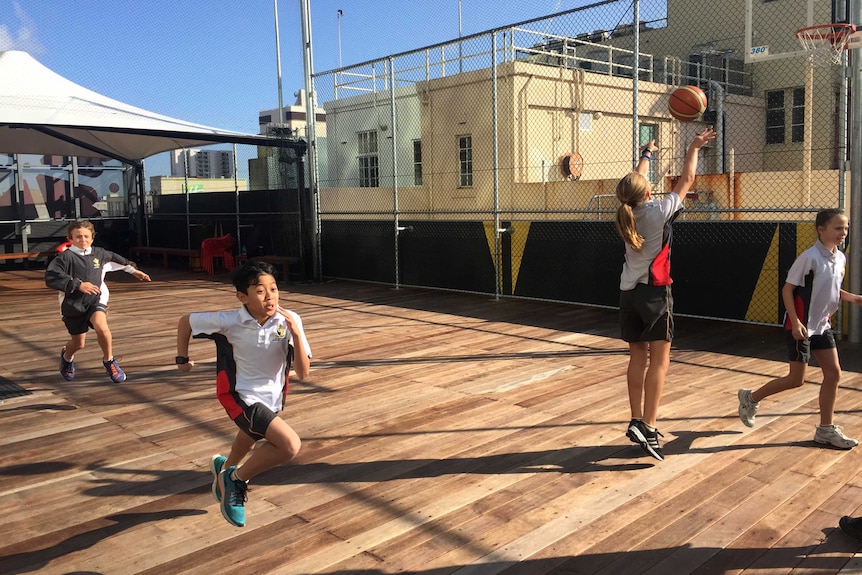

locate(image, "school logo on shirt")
(275, 323), (287, 339)
(92, 258), (100, 268)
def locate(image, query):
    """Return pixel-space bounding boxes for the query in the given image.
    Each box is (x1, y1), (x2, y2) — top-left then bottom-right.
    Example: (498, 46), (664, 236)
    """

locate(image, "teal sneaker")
(218, 466), (248, 527)
(210, 455), (227, 502)
(59, 348), (75, 381)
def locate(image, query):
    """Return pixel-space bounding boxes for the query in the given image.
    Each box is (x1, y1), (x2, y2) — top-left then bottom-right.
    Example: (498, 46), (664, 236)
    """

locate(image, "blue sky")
(0, 0), (635, 178)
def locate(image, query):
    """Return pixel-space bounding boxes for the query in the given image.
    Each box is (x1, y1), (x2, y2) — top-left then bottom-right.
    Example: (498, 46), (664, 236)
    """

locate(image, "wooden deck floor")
(2, 268), (862, 574)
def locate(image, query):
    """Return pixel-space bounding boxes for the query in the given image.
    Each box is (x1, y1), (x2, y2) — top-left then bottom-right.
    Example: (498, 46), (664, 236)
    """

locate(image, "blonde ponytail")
(614, 172), (649, 251)
(615, 204), (644, 251)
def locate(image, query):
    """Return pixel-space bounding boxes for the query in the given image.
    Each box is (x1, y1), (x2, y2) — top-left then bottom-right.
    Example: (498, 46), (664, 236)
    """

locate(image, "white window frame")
(358, 130), (379, 187)
(413, 140), (422, 186)
(458, 135), (472, 188)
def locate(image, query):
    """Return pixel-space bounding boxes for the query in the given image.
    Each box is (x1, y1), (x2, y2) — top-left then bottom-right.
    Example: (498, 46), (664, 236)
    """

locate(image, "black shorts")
(62, 303), (108, 336)
(785, 329), (837, 363)
(232, 402), (280, 440)
(620, 283), (674, 343)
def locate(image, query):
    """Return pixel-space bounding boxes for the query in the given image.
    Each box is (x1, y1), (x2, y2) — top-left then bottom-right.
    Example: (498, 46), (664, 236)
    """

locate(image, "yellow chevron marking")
(746, 222), (818, 323)
(746, 224), (780, 323)
(483, 222), (500, 292)
(482, 221), (532, 294)
(510, 222), (531, 292)
(797, 222), (816, 256)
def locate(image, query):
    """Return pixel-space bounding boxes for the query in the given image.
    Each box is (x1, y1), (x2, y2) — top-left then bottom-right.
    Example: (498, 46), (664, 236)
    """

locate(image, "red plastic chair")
(200, 234), (236, 275)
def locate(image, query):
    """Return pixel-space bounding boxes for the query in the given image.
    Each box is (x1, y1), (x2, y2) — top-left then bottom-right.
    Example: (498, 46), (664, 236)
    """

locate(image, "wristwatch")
(175, 356), (190, 365)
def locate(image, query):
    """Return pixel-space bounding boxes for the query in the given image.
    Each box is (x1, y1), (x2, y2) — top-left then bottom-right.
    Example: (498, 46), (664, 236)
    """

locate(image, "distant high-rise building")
(258, 89), (326, 139)
(250, 89), (326, 190)
(170, 149), (235, 179)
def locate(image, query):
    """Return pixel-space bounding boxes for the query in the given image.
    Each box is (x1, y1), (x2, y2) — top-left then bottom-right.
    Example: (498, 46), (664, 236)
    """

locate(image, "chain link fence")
(313, 0), (854, 327)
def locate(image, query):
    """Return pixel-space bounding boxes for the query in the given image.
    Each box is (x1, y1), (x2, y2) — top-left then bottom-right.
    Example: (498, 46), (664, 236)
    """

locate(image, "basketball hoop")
(795, 23), (856, 65)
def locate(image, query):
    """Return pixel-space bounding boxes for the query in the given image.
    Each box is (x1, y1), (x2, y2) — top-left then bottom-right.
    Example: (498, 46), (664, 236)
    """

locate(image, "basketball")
(668, 85), (707, 121)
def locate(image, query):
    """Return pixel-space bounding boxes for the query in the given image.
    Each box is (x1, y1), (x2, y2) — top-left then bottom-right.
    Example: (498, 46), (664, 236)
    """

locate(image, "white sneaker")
(814, 425), (858, 449)
(738, 389), (759, 427)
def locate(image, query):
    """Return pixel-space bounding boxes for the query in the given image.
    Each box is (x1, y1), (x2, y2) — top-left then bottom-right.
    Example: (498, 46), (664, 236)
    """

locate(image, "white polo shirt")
(785, 240), (845, 336)
(189, 306), (311, 412)
(619, 193), (682, 290)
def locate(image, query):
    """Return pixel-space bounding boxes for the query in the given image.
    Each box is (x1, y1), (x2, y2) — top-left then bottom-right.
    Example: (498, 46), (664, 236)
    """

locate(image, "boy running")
(176, 260), (311, 527)
(45, 220), (151, 383)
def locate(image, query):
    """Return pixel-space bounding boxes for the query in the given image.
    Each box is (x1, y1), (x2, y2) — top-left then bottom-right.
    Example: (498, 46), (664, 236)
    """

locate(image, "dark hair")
(230, 260), (278, 293)
(815, 208), (845, 228)
(67, 220), (96, 237)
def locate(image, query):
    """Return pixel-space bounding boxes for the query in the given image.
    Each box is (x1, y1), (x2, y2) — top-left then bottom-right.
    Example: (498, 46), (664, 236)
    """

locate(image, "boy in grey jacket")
(45, 220), (150, 382)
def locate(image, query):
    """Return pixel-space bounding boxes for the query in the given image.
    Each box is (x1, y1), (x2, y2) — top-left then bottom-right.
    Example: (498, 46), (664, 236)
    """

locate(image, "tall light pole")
(458, 0), (463, 73)
(337, 9), (343, 69)
(273, 0), (284, 128)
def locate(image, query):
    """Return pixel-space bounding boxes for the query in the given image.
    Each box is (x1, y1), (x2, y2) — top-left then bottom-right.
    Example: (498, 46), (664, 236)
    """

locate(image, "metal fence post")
(492, 32), (501, 300)
(390, 56), (402, 290)
(632, 0), (640, 163)
(183, 149), (192, 268)
(301, 0), (322, 282)
(849, 0), (862, 342)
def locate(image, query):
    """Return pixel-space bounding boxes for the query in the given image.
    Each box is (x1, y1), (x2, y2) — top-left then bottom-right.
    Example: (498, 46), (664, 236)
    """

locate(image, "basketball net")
(795, 24), (856, 66)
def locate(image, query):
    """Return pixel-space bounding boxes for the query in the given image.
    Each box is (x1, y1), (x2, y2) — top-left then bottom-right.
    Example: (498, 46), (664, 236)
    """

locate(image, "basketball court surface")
(2, 269), (862, 573)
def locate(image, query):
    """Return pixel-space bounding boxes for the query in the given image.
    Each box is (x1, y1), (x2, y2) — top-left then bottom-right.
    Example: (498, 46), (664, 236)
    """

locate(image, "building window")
(766, 87), (805, 145)
(765, 90), (785, 144)
(790, 87), (805, 143)
(358, 130), (379, 187)
(413, 140), (422, 186)
(458, 135), (472, 187)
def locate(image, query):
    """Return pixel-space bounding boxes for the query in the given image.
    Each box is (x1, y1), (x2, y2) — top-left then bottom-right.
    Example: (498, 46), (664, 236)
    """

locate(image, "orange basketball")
(668, 85), (707, 122)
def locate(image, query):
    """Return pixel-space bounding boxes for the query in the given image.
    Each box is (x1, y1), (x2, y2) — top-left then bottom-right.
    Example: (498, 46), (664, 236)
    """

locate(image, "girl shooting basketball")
(615, 128), (715, 461)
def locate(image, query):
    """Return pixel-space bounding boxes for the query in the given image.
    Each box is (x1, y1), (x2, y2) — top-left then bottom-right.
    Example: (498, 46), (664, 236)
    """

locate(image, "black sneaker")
(625, 419), (641, 443)
(839, 516), (862, 540)
(59, 348), (75, 381)
(627, 419), (664, 461)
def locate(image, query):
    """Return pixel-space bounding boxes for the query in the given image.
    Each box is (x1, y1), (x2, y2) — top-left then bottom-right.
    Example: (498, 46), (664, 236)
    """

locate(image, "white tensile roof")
(0, 50), (292, 163)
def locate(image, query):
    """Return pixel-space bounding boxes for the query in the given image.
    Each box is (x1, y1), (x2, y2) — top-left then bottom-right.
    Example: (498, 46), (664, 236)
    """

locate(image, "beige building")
(149, 176), (247, 195)
(320, 0), (848, 220)
(605, 0), (844, 172)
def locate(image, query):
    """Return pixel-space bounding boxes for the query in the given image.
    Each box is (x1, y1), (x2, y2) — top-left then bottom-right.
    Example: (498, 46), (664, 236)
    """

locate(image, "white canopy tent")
(0, 50), (293, 163)
(0, 50), (307, 259)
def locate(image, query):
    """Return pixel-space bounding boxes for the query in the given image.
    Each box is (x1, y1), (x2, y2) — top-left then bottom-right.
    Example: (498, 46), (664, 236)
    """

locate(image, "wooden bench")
(131, 246), (202, 271)
(236, 254), (300, 282)
(0, 251), (54, 262)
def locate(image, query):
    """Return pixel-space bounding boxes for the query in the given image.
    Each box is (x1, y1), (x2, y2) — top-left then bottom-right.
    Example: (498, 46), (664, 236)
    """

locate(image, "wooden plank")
(0, 251), (53, 261)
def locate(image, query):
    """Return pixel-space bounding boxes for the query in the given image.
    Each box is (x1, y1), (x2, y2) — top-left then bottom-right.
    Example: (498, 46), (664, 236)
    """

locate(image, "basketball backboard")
(745, 0), (850, 63)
